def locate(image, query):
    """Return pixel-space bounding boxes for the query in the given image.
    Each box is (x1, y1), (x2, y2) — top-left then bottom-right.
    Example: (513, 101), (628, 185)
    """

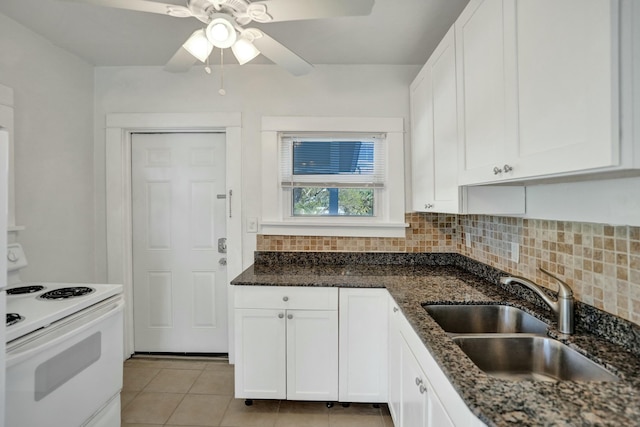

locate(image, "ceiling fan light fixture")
(231, 37), (260, 65)
(206, 14), (238, 48)
(182, 29), (214, 62)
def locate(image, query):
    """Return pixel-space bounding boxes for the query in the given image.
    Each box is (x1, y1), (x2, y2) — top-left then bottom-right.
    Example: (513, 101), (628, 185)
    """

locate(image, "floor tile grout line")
(161, 390), (189, 427)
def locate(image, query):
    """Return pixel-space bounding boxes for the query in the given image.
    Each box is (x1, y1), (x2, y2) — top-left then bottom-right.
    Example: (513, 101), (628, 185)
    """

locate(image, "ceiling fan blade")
(250, 0), (374, 23)
(164, 46), (197, 72)
(59, 0), (192, 17)
(251, 30), (313, 76)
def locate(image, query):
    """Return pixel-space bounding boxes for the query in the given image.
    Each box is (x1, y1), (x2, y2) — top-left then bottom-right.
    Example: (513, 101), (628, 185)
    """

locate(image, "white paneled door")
(132, 132), (228, 353)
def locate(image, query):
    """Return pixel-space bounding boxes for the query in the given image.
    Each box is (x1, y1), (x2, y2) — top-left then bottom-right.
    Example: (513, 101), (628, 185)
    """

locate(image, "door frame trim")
(105, 112), (242, 359)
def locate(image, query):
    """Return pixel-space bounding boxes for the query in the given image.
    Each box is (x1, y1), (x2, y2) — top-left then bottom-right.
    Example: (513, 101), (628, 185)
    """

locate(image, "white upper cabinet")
(513, 0), (617, 178)
(455, 0), (517, 185)
(411, 27), (460, 213)
(456, 0), (638, 185)
(410, 22), (526, 215)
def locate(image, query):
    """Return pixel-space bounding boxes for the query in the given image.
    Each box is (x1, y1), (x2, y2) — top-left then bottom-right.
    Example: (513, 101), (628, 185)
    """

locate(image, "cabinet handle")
(419, 384), (427, 394)
(415, 377), (423, 386)
(282, 296), (289, 302)
(424, 203), (434, 209)
(503, 164), (513, 173)
(393, 307), (399, 313)
(278, 313), (284, 319)
(493, 166), (503, 175)
(287, 314), (293, 320)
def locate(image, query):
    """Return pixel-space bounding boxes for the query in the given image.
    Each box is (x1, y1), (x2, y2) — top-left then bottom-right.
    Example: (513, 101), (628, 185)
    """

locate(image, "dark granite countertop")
(232, 252), (640, 426)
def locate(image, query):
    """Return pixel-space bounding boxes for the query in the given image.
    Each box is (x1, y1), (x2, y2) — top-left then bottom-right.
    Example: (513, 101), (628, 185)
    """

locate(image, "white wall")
(93, 64), (419, 279)
(0, 13), (95, 282)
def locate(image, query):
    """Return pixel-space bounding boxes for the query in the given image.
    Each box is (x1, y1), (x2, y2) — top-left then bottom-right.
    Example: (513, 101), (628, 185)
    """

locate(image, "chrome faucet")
(500, 268), (574, 334)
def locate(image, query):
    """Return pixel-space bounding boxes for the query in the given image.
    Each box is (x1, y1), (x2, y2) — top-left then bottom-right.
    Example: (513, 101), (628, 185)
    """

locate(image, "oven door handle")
(6, 298), (124, 367)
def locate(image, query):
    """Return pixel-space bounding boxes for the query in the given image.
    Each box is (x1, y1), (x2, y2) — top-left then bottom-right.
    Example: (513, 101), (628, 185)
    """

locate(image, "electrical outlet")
(247, 217), (258, 233)
(465, 233), (472, 248)
(510, 242), (520, 263)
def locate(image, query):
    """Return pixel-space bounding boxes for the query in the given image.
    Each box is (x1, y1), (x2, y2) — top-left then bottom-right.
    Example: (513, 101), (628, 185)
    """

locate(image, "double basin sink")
(424, 304), (619, 382)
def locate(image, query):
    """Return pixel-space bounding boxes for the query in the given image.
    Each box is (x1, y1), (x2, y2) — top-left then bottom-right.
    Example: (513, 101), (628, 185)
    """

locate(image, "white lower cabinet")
(388, 301), (402, 424)
(389, 294), (485, 427)
(235, 286), (484, 425)
(234, 308), (287, 399)
(234, 286), (339, 401)
(338, 288), (388, 403)
(400, 332), (454, 427)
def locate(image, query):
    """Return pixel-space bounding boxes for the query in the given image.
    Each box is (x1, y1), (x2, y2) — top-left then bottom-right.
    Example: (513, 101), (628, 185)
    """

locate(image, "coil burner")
(38, 287), (95, 300)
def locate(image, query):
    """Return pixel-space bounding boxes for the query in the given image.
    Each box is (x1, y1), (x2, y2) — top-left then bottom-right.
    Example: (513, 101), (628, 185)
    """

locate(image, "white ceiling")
(0, 0), (469, 68)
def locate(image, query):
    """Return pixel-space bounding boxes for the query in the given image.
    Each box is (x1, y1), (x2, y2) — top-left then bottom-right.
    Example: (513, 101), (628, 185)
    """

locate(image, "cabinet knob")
(415, 377), (423, 386)
(393, 307), (399, 313)
(493, 166), (503, 175)
(282, 296), (289, 302)
(278, 313), (284, 319)
(424, 203), (434, 209)
(503, 164), (514, 173)
(287, 314), (293, 320)
(419, 384), (427, 394)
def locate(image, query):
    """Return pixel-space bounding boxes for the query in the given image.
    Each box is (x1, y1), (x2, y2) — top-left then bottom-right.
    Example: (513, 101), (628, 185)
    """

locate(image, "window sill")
(260, 221), (409, 238)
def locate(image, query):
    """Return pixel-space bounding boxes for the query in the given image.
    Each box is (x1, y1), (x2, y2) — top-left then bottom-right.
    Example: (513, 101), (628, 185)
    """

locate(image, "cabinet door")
(410, 52), (434, 212)
(338, 288), (388, 402)
(428, 388), (455, 427)
(411, 26), (460, 213)
(234, 308), (286, 399)
(513, 0), (617, 177)
(400, 333), (427, 427)
(387, 301), (402, 425)
(456, 0), (518, 185)
(286, 309), (338, 401)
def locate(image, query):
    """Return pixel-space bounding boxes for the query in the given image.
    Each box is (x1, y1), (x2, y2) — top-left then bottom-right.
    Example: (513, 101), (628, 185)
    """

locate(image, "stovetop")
(5, 282), (123, 342)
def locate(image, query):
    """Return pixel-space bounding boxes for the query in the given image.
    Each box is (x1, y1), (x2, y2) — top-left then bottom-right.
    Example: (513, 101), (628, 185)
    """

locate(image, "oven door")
(6, 297), (124, 427)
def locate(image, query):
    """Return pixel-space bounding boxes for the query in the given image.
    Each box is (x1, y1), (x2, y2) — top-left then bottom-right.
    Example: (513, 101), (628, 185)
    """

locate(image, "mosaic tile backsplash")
(256, 213), (640, 325)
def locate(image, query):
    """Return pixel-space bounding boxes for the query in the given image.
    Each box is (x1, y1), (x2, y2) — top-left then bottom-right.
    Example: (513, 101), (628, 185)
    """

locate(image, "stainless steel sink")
(424, 304), (549, 335)
(452, 336), (619, 382)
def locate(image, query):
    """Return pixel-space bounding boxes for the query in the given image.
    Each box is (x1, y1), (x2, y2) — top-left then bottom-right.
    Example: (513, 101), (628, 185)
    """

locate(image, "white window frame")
(261, 116), (407, 237)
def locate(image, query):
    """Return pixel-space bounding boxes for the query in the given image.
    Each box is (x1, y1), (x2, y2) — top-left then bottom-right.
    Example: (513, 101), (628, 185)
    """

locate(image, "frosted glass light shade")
(231, 37), (260, 65)
(206, 14), (237, 48)
(183, 29), (213, 62)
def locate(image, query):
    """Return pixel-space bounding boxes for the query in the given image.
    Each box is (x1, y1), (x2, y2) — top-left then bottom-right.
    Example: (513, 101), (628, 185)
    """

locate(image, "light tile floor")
(122, 356), (395, 427)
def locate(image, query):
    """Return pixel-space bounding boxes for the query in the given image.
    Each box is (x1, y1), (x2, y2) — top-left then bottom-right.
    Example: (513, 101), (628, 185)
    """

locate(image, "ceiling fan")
(62, 0), (376, 76)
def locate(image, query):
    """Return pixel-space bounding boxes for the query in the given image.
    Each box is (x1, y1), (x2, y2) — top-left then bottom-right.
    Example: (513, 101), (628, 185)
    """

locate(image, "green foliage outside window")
(293, 187), (374, 216)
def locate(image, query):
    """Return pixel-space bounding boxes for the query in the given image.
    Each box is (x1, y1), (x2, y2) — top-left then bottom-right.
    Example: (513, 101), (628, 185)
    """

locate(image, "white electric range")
(6, 281), (122, 342)
(5, 243), (124, 427)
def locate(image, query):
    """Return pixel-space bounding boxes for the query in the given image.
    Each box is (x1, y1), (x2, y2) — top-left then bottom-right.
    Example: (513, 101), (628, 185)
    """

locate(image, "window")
(280, 135), (385, 217)
(261, 116), (407, 238)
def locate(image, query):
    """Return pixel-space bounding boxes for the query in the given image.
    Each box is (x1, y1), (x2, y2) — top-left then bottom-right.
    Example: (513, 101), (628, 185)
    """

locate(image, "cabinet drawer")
(234, 286), (338, 310)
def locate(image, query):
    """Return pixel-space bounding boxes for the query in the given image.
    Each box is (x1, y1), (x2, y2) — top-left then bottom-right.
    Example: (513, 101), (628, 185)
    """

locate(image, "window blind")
(280, 133), (386, 188)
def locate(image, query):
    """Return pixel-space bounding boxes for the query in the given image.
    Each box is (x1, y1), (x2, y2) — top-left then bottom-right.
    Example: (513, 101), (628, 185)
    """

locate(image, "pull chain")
(218, 48), (226, 96)
(205, 53), (211, 74)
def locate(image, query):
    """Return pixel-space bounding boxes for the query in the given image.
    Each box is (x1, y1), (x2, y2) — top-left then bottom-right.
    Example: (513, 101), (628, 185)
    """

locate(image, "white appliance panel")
(6, 298), (124, 427)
